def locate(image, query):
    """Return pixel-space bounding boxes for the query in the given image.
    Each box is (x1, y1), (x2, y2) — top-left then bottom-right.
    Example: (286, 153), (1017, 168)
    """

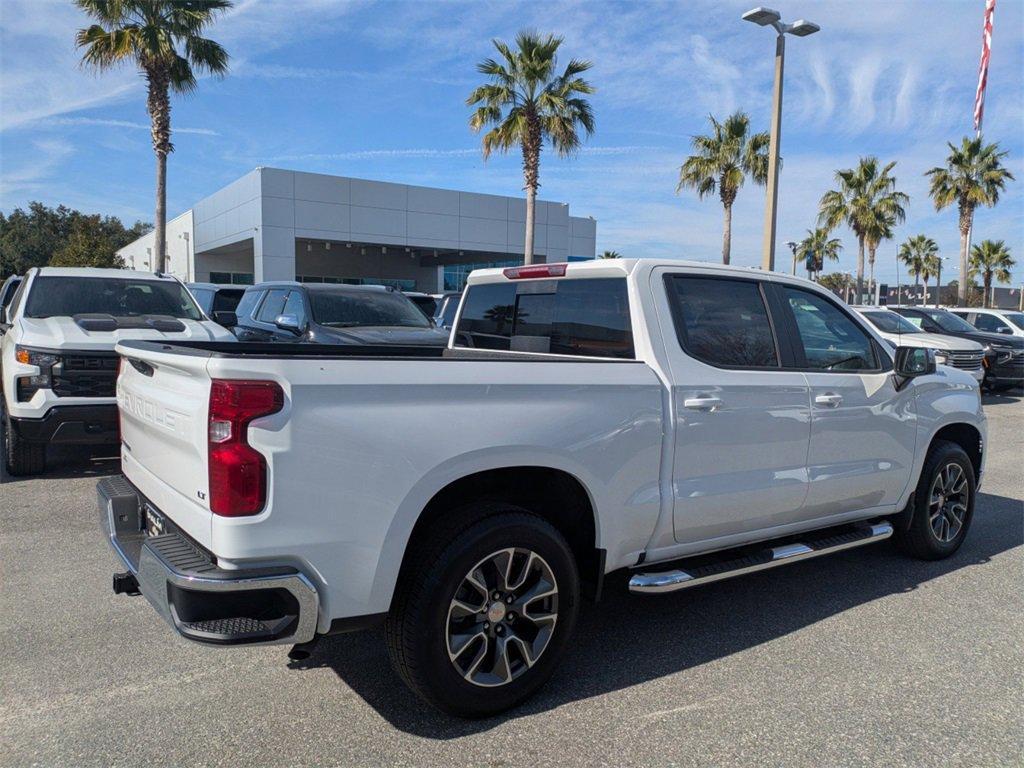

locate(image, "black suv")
(229, 282), (450, 346)
(891, 306), (1024, 390)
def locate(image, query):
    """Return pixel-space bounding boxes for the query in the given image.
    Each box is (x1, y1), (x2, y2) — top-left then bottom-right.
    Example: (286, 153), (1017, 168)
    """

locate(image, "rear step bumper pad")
(629, 521), (893, 594)
(97, 475), (319, 645)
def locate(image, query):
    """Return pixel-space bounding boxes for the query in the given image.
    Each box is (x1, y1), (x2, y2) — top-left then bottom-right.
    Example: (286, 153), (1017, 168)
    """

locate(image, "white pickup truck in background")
(1, 267), (234, 475)
(99, 259), (986, 717)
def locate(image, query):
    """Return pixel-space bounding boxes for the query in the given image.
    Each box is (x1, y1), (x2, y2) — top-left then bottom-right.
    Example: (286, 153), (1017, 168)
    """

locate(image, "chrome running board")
(629, 521), (893, 594)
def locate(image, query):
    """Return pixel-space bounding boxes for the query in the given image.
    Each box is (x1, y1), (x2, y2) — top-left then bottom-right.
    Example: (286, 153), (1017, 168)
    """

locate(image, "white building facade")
(118, 167), (597, 292)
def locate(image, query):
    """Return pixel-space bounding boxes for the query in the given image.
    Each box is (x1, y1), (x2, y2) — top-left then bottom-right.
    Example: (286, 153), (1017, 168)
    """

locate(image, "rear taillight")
(208, 379), (284, 517)
(502, 263), (568, 280)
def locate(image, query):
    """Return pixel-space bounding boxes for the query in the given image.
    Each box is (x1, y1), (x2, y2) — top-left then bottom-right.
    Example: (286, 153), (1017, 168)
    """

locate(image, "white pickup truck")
(1, 267), (234, 475)
(99, 259), (986, 717)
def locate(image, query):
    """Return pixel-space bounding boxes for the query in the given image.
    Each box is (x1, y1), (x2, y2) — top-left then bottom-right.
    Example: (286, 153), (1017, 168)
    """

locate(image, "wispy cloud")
(47, 117), (219, 136)
(0, 138), (75, 198)
(266, 145), (659, 163)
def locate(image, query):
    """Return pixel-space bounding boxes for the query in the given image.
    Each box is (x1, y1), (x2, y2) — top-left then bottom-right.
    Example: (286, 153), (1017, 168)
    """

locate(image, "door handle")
(683, 395), (722, 411)
(814, 393), (843, 407)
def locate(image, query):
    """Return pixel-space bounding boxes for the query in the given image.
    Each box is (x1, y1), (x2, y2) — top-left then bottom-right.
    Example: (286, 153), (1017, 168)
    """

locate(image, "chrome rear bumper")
(98, 475), (318, 645)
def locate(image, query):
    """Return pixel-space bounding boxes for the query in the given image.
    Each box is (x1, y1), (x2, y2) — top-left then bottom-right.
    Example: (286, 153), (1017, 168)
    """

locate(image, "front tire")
(385, 504), (580, 717)
(893, 439), (975, 560)
(4, 411), (46, 476)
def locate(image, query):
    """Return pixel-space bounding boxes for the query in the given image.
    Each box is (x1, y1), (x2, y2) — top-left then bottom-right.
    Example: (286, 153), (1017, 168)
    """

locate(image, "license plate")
(144, 505), (166, 537)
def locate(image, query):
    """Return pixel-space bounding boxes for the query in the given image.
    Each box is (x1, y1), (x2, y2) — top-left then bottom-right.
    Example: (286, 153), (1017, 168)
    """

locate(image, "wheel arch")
(371, 455), (604, 613)
(929, 422), (983, 481)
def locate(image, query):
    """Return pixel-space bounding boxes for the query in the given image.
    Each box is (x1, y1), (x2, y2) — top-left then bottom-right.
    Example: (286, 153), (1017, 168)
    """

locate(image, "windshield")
(24, 276), (202, 320)
(1003, 312), (1024, 331)
(862, 311), (921, 334)
(309, 289), (431, 328)
(923, 309), (979, 333)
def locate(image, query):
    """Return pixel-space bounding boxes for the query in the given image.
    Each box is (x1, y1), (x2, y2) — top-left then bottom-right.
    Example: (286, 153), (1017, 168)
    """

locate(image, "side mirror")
(274, 314), (303, 335)
(997, 326), (1013, 334)
(893, 346), (936, 389)
(212, 310), (237, 328)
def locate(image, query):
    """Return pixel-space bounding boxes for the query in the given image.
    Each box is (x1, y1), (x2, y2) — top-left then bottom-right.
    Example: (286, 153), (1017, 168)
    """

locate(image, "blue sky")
(1, 0), (1022, 287)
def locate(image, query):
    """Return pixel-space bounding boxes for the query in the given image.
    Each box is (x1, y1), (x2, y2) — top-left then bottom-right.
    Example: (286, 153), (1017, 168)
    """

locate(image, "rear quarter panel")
(205, 355), (664, 627)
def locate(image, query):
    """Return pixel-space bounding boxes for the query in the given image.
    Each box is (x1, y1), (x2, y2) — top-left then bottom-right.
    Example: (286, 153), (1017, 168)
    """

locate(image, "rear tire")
(385, 503), (580, 717)
(893, 439), (974, 560)
(3, 411), (46, 476)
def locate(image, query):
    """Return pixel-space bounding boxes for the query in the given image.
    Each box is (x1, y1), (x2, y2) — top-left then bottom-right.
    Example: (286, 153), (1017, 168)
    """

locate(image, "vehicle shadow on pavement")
(982, 391), (1022, 406)
(0, 444), (119, 483)
(290, 490), (1022, 736)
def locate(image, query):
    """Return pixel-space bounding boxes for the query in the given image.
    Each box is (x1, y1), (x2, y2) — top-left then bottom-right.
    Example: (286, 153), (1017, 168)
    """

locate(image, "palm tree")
(676, 112), (769, 265)
(467, 31), (595, 265)
(795, 227), (842, 275)
(898, 235), (939, 304)
(970, 239), (1015, 308)
(919, 253), (941, 308)
(75, 0), (232, 272)
(599, 250), (621, 259)
(864, 216), (895, 298)
(926, 137), (1015, 306)
(818, 157), (908, 302)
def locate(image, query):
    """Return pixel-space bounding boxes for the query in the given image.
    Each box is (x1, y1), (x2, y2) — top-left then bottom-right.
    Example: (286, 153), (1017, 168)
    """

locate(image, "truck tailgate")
(116, 343), (214, 548)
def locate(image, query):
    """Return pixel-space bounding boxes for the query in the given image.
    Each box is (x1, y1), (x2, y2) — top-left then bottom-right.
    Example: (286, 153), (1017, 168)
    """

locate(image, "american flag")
(973, 0), (996, 132)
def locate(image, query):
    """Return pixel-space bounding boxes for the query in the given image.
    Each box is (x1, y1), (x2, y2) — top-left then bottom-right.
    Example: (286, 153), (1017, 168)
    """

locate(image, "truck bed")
(115, 340), (640, 364)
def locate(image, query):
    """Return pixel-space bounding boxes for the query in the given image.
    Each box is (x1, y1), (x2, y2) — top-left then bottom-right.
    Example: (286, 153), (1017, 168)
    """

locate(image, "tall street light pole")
(742, 7), (820, 272)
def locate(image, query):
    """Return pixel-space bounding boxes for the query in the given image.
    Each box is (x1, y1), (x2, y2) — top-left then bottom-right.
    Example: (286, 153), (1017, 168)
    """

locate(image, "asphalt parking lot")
(2, 393), (1022, 768)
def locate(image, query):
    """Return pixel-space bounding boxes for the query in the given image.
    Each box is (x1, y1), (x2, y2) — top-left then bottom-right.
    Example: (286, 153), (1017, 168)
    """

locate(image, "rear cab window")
(454, 277), (634, 359)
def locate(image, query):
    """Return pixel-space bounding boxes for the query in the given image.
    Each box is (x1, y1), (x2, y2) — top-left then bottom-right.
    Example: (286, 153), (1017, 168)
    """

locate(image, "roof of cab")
(465, 257), (823, 288)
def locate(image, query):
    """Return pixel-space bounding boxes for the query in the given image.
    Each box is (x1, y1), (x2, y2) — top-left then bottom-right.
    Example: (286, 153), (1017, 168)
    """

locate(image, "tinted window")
(972, 313), (1003, 332)
(1, 277), (21, 309)
(24, 277), (201, 320)
(438, 295), (460, 327)
(211, 289), (243, 313)
(309, 289), (431, 328)
(282, 290), (307, 326)
(922, 309), (977, 333)
(783, 287), (876, 370)
(666, 276), (777, 367)
(455, 283), (517, 350)
(191, 288), (213, 314)
(1003, 312), (1024, 331)
(256, 289), (289, 323)
(408, 295), (437, 317)
(861, 310), (920, 334)
(235, 289), (262, 321)
(454, 278), (634, 358)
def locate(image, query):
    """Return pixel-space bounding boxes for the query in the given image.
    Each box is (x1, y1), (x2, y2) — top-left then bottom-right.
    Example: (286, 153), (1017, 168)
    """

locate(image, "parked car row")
(97, 258), (988, 717)
(889, 305), (1024, 391)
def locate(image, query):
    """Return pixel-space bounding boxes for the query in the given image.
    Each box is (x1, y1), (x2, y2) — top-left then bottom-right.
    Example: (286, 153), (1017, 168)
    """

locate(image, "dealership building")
(117, 167), (597, 292)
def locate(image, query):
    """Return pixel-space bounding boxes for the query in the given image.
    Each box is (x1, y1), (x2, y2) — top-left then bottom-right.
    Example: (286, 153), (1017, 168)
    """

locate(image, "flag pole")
(966, 0), (996, 306)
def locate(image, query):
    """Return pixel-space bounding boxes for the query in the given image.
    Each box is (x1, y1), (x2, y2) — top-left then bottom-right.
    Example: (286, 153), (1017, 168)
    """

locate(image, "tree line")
(0, 202), (150, 279)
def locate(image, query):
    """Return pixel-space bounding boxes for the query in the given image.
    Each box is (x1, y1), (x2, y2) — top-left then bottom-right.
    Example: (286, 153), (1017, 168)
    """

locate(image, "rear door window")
(972, 313), (1003, 332)
(256, 289), (289, 324)
(664, 276), (779, 368)
(234, 290), (262, 321)
(282, 290), (307, 327)
(454, 278), (634, 358)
